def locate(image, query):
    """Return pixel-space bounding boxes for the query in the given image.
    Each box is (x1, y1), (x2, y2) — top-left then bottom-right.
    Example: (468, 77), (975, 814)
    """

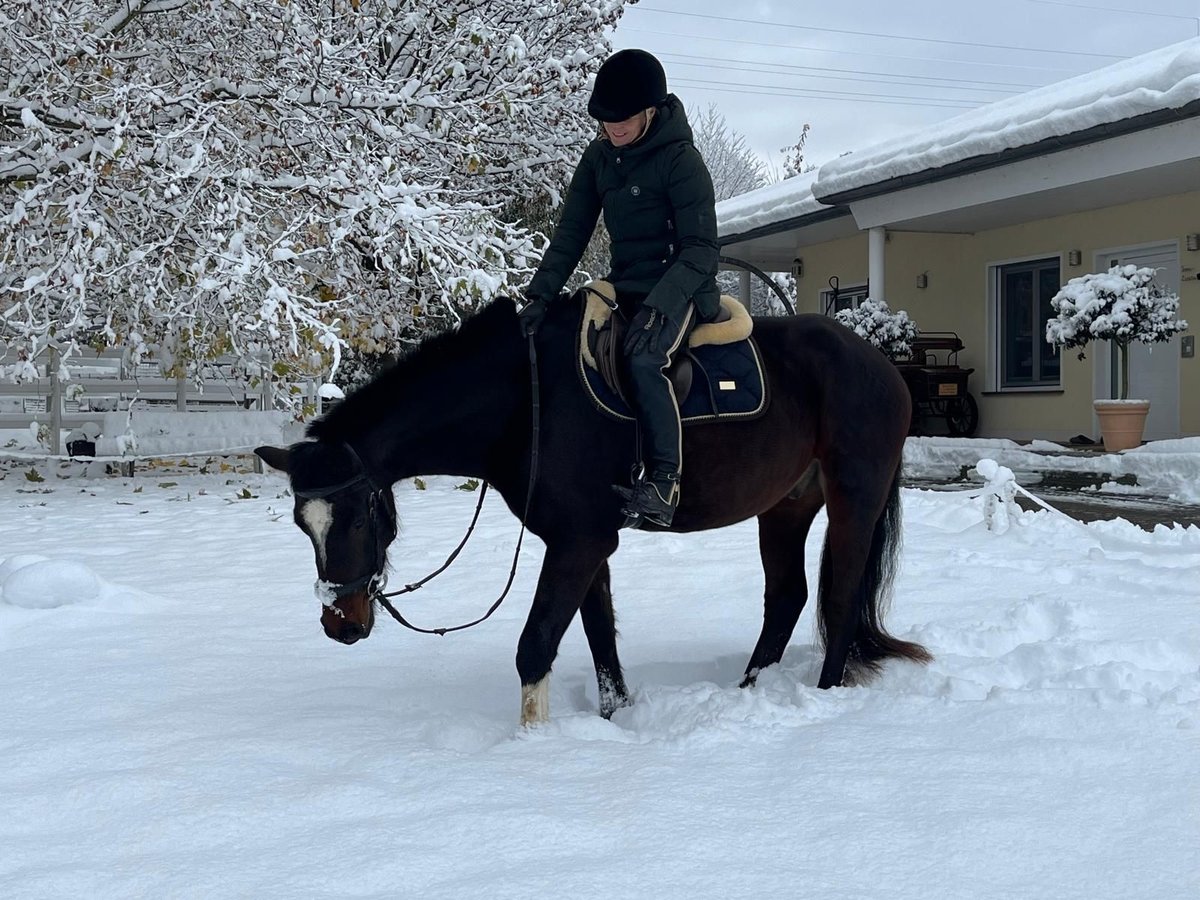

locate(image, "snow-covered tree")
(690, 103), (767, 202)
(834, 298), (918, 360)
(687, 103), (793, 315)
(1, 0), (627, 385)
(778, 123), (813, 178)
(1045, 265), (1188, 399)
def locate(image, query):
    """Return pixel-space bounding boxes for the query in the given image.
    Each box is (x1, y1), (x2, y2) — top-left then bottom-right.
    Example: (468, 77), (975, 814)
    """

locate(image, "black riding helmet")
(587, 49), (668, 122)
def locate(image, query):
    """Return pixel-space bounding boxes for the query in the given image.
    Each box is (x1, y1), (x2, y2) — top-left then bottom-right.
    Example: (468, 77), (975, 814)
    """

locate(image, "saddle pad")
(576, 295), (769, 425)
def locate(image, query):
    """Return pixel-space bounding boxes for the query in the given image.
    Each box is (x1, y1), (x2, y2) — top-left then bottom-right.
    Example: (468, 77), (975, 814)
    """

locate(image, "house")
(717, 38), (1200, 442)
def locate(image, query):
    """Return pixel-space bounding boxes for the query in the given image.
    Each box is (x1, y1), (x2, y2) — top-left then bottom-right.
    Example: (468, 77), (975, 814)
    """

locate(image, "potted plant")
(834, 298), (918, 361)
(1045, 264), (1188, 450)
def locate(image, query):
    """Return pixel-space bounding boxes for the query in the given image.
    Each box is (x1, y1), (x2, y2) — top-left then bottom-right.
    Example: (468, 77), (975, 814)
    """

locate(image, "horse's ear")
(255, 445), (291, 473)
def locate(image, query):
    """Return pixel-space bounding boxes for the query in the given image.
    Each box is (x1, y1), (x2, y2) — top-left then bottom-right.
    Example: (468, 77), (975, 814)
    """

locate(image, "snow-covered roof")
(717, 39), (1200, 242)
(813, 37), (1200, 201)
(715, 169), (832, 239)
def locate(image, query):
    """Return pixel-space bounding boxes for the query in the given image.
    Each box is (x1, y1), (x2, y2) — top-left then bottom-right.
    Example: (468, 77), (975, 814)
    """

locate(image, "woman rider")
(517, 49), (721, 529)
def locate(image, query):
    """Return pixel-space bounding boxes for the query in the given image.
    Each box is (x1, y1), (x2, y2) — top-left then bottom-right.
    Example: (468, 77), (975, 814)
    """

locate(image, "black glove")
(516, 294), (549, 337)
(624, 304), (680, 358)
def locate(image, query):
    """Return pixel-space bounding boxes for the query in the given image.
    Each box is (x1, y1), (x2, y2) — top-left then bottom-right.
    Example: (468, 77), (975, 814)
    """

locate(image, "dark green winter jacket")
(527, 95), (721, 323)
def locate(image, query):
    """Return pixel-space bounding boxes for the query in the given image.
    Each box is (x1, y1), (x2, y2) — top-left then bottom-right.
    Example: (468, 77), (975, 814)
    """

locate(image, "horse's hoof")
(599, 695), (632, 719)
(520, 676), (550, 726)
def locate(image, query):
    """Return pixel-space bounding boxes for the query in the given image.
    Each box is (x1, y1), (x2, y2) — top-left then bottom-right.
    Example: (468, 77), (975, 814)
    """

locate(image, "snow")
(833, 297), (918, 359)
(814, 38), (1200, 198)
(89, 409), (301, 458)
(714, 40), (1200, 238)
(715, 168), (825, 238)
(1, 461), (1197, 898)
(1045, 264), (1187, 350)
(905, 435), (1200, 504)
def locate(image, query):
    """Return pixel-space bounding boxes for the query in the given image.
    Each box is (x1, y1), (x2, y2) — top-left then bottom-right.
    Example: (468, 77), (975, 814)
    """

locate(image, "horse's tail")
(819, 464), (932, 682)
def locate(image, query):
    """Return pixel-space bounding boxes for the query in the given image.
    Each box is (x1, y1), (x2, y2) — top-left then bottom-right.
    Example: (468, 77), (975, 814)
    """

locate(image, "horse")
(255, 294), (930, 726)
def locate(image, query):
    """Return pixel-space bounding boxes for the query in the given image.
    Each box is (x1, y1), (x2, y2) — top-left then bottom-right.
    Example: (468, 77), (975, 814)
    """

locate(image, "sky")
(0, 448), (1197, 897)
(608, 0), (1200, 172)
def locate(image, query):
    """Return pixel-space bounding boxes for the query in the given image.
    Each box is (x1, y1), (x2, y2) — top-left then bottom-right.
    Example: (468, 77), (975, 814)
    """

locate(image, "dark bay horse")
(256, 295), (930, 725)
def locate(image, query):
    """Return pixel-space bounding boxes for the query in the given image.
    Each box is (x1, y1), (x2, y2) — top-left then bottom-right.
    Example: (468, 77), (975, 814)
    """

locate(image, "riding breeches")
(624, 301), (698, 480)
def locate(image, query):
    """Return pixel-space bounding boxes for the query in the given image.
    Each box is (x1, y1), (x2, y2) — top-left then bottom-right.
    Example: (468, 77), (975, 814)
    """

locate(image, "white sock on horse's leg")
(521, 676), (549, 726)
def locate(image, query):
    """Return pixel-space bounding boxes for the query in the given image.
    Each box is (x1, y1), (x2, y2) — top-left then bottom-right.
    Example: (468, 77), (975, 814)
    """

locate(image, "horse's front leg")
(517, 537), (617, 726)
(579, 560), (630, 718)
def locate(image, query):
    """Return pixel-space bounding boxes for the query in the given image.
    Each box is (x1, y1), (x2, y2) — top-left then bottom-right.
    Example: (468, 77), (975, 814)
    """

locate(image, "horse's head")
(256, 442), (397, 644)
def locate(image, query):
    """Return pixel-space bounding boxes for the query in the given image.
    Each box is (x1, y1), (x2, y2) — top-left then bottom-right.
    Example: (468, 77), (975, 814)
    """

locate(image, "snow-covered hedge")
(834, 298), (918, 360)
(1045, 265), (1187, 398)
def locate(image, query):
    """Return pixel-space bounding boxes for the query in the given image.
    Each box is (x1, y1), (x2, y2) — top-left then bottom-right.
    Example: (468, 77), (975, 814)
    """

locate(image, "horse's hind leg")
(816, 463), (930, 689)
(741, 480), (825, 688)
(579, 560), (631, 718)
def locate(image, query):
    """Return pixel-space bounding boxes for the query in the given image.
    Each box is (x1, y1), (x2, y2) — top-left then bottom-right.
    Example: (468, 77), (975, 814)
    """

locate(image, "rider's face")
(603, 111), (648, 147)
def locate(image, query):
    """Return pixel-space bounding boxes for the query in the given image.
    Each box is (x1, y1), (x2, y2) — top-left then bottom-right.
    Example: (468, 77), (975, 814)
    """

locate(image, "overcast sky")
(608, 0), (1200, 173)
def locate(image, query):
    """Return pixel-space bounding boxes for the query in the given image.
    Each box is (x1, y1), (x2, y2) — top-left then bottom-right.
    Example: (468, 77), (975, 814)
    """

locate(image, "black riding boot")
(616, 302), (696, 529)
(617, 468), (681, 529)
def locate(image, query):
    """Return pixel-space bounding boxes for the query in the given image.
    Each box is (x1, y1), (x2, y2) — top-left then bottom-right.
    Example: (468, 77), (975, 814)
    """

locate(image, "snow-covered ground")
(905, 435), (1200, 505)
(2, 459), (1197, 899)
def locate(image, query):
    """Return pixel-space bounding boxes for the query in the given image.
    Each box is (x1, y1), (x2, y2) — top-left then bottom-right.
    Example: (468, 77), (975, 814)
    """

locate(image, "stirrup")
(613, 473), (678, 529)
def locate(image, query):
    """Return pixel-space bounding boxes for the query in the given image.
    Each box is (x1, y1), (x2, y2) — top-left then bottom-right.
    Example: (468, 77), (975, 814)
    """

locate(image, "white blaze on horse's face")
(300, 498), (334, 569)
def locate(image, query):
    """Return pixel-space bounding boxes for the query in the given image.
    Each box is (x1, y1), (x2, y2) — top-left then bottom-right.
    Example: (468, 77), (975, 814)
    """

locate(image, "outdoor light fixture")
(791, 257), (804, 279)
(1186, 233), (1200, 252)
(1068, 249), (1082, 266)
(916, 272), (928, 289)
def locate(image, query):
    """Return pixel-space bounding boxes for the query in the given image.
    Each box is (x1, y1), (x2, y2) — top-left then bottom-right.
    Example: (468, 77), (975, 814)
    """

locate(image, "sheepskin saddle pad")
(576, 281), (768, 424)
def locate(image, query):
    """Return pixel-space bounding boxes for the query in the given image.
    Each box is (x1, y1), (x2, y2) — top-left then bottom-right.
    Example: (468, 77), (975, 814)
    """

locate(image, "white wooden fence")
(1, 348), (322, 457)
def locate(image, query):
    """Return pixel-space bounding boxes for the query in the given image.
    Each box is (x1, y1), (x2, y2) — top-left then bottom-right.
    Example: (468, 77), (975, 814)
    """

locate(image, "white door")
(1091, 243), (1182, 440)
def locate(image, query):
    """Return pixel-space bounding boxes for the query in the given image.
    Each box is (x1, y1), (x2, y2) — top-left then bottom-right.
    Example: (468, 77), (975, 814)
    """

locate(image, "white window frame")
(820, 281), (870, 317)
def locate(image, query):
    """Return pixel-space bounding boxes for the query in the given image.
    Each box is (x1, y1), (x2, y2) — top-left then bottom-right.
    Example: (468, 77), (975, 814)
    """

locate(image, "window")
(997, 258), (1061, 389)
(821, 282), (870, 316)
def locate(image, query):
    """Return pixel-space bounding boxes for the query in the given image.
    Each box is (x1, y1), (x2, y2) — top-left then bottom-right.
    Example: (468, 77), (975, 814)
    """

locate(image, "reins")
(372, 333), (541, 636)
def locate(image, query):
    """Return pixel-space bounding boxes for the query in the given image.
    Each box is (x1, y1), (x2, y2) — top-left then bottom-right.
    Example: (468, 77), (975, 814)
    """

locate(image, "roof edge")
(717, 205), (851, 247)
(814, 97), (1200, 206)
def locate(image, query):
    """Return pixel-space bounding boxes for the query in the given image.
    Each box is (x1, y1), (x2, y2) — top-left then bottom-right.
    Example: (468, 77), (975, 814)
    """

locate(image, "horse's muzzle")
(328, 621), (369, 644)
(321, 594), (374, 644)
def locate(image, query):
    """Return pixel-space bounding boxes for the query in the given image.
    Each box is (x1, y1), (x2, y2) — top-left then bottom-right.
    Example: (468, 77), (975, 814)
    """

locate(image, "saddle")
(577, 281), (767, 424)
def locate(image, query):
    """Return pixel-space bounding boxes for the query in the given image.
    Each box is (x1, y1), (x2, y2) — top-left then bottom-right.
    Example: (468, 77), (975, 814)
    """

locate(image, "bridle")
(293, 441), (394, 600)
(298, 333), (541, 636)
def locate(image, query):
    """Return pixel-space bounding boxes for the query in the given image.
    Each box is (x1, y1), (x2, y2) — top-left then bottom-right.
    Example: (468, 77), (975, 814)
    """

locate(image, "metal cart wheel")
(946, 393), (980, 437)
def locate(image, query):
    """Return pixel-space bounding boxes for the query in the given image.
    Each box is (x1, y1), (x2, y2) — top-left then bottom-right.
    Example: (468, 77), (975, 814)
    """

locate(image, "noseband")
(293, 443), (393, 599)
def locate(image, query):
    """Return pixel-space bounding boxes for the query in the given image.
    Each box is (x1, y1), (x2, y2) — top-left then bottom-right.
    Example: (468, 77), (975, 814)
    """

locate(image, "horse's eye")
(352, 518), (367, 530)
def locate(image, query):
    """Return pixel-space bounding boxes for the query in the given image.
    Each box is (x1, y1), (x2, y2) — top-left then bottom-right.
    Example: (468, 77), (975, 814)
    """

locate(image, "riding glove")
(516, 294), (549, 337)
(624, 304), (680, 358)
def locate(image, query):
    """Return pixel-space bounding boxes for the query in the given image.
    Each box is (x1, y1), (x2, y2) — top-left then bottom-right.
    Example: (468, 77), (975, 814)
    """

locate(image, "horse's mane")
(307, 297), (518, 442)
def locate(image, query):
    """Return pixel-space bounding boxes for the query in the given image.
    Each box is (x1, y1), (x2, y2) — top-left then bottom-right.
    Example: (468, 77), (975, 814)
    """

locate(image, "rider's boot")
(616, 468), (680, 529)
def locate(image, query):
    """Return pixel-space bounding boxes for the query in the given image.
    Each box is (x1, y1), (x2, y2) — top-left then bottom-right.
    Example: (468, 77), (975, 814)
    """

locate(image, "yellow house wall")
(791, 190), (1199, 440)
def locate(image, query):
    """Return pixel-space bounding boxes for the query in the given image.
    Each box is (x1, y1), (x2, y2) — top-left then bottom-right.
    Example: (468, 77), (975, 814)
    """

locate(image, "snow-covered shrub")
(834, 298), (918, 360)
(1045, 265), (1188, 399)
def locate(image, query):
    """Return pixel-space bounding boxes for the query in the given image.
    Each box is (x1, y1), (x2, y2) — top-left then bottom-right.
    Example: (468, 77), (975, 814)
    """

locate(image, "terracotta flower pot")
(1093, 399), (1151, 451)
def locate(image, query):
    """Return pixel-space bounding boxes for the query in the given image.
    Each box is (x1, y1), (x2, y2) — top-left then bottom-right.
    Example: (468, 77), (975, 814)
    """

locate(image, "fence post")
(48, 346), (63, 455)
(175, 374), (187, 411)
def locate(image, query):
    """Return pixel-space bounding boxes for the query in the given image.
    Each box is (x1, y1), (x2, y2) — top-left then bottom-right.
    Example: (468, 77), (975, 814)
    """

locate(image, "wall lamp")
(1186, 233), (1200, 252)
(1067, 249), (1082, 266)
(915, 272), (928, 289)
(791, 257), (804, 279)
